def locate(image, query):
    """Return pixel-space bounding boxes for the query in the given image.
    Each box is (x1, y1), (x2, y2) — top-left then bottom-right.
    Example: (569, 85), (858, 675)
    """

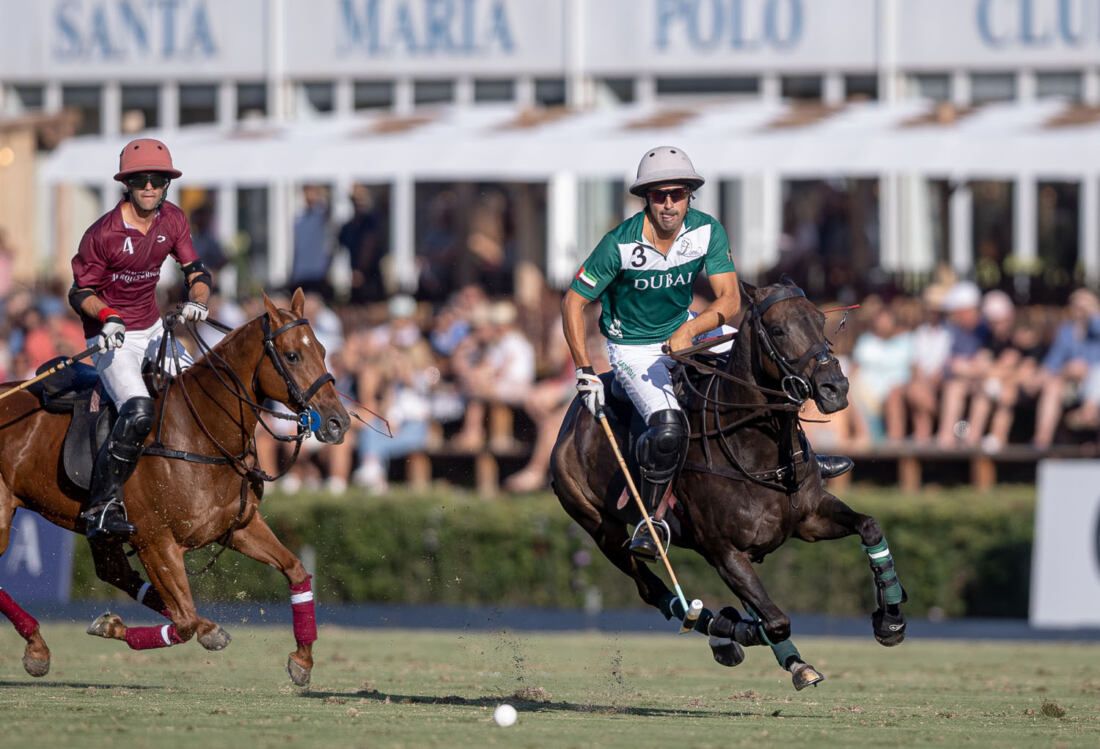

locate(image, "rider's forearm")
(187, 275), (211, 306)
(679, 293), (740, 340)
(78, 293), (111, 322)
(561, 291), (591, 370)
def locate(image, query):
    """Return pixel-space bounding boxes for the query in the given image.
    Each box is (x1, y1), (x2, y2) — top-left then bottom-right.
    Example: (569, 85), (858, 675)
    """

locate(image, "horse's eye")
(285, 351), (301, 363)
(770, 327), (785, 338)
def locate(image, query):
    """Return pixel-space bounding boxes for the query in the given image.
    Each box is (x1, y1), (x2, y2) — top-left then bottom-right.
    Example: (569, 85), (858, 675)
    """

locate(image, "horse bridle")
(259, 314), (335, 432)
(751, 286), (835, 404)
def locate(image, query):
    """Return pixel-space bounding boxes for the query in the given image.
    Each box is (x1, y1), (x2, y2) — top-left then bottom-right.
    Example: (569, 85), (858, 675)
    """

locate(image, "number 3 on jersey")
(631, 245), (646, 267)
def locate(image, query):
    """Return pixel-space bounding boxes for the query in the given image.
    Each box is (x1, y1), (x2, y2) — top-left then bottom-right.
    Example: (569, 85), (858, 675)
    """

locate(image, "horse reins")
(670, 287), (839, 495)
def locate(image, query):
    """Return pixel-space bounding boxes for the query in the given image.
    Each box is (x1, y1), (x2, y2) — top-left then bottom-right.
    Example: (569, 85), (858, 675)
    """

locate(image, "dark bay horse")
(0, 289), (349, 685)
(551, 280), (906, 689)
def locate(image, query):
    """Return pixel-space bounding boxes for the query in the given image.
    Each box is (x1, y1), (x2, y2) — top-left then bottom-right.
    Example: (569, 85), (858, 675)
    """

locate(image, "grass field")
(2, 623), (1099, 748)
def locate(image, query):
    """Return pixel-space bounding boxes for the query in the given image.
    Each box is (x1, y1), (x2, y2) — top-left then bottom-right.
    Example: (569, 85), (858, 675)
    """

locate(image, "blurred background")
(1, 0), (1099, 628)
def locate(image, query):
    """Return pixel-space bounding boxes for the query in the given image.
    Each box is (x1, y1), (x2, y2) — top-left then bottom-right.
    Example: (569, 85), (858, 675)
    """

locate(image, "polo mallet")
(595, 407), (703, 634)
(0, 343), (100, 406)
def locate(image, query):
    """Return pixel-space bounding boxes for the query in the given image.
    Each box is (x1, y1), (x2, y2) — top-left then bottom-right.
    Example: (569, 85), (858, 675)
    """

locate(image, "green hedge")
(71, 486), (1035, 618)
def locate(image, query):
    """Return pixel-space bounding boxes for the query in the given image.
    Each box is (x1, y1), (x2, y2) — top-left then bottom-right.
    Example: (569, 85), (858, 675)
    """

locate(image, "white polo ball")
(493, 703), (518, 727)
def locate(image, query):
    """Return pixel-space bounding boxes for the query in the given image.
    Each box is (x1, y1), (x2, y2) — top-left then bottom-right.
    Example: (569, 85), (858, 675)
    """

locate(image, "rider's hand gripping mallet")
(595, 407), (703, 634)
(0, 343), (100, 406)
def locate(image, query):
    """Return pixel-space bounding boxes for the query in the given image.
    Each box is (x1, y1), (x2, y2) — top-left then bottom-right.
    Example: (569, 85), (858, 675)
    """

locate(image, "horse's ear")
(262, 292), (282, 323)
(740, 280), (757, 299)
(290, 287), (306, 318)
(779, 274), (797, 287)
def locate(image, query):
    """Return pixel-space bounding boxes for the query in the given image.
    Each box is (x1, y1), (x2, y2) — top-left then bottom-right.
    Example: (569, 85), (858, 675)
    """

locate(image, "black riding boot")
(630, 409), (688, 562)
(82, 397), (155, 539)
(816, 454), (854, 479)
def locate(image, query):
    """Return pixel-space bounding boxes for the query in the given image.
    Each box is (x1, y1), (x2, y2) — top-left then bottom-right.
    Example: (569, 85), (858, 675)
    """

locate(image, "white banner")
(586, 0), (875, 74)
(1031, 460), (1100, 628)
(899, 0), (1100, 70)
(286, 0), (565, 77)
(3, 0), (267, 81)
(3, 1), (1099, 83)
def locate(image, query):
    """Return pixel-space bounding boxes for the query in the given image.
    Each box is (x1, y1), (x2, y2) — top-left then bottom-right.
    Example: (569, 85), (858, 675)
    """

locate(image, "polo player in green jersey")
(561, 146), (853, 561)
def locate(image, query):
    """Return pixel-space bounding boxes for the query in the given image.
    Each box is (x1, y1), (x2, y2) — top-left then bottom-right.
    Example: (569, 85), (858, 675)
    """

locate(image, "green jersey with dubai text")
(570, 208), (735, 344)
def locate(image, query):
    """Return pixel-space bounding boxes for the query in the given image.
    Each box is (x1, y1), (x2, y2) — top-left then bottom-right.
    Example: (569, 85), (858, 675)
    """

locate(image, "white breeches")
(88, 319), (193, 406)
(606, 316), (736, 422)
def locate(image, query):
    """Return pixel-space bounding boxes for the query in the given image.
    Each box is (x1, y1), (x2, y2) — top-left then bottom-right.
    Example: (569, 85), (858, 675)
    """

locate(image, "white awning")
(41, 98), (1100, 185)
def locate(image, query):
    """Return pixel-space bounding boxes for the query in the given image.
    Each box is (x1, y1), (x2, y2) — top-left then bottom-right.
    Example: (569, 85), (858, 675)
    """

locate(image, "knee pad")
(109, 397), (155, 462)
(635, 409), (688, 482)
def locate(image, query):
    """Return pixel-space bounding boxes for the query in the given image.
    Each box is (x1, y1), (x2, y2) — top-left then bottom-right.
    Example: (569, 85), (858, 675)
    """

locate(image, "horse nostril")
(819, 383), (838, 399)
(327, 417), (344, 436)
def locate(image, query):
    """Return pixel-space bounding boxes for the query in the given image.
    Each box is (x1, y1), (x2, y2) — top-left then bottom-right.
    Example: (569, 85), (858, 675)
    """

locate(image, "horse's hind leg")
(798, 491), (907, 646)
(227, 514), (316, 687)
(89, 539), (215, 652)
(0, 487), (50, 676)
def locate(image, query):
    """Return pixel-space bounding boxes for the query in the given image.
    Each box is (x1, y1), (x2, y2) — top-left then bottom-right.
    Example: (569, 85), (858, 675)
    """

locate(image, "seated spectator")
(503, 320), (575, 493)
(353, 296), (434, 493)
(936, 281), (990, 447)
(849, 305), (912, 442)
(905, 284), (953, 443)
(1033, 288), (1100, 449)
(451, 301), (535, 451)
(962, 291), (1043, 451)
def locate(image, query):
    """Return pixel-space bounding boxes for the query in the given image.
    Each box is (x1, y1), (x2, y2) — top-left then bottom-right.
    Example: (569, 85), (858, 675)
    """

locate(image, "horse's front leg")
(712, 548), (824, 690)
(228, 514), (315, 687)
(797, 491), (907, 646)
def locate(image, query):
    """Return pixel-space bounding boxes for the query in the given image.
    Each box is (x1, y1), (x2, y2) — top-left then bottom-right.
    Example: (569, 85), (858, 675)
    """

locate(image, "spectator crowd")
(4, 269), (1100, 496)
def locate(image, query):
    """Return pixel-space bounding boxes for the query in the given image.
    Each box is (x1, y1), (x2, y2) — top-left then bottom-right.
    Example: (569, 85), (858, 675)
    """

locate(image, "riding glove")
(98, 317), (126, 352)
(576, 366), (605, 417)
(180, 300), (209, 322)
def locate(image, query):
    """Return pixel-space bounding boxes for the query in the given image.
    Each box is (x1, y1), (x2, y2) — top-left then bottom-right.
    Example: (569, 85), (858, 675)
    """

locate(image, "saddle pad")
(62, 389), (113, 492)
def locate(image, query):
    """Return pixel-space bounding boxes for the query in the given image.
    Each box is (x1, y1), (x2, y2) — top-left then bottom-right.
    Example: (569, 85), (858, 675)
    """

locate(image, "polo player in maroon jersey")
(68, 138), (214, 538)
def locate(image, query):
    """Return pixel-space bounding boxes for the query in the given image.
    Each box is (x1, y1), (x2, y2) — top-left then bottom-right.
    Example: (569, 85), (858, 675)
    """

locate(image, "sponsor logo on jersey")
(633, 271), (694, 291)
(576, 265), (598, 288)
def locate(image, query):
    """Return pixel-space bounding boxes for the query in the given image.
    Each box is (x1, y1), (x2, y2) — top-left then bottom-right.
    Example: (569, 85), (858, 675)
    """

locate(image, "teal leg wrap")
(744, 604), (801, 668)
(769, 638), (801, 669)
(862, 539), (905, 606)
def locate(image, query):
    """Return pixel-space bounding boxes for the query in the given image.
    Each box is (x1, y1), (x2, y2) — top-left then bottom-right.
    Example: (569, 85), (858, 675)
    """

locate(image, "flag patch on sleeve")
(576, 266), (597, 288)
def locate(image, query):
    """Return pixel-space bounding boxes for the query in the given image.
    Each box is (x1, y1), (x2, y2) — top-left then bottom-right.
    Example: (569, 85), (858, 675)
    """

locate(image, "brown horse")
(0, 289), (350, 685)
(550, 280), (907, 690)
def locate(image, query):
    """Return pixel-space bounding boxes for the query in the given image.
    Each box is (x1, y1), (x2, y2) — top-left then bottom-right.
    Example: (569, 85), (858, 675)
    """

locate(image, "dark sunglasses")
(646, 187), (690, 204)
(124, 172), (171, 190)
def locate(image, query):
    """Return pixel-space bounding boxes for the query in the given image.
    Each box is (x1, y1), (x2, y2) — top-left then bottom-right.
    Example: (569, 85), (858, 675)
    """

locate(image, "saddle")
(29, 357), (115, 491)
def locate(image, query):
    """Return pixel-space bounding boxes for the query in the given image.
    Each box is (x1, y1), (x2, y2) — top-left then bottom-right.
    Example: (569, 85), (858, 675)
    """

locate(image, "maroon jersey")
(72, 199), (199, 338)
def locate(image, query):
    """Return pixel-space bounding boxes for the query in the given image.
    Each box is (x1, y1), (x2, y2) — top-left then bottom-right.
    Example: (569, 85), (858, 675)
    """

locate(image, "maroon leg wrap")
(0, 588), (39, 640)
(290, 575), (317, 646)
(124, 624), (184, 650)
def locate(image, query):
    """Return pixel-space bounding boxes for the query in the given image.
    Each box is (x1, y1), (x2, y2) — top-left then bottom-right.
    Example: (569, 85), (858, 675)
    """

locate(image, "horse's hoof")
(286, 654), (312, 687)
(872, 608), (907, 647)
(22, 646), (50, 677)
(790, 661), (825, 690)
(86, 612), (126, 640)
(198, 626), (232, 651)
(709, 636), (746, 667)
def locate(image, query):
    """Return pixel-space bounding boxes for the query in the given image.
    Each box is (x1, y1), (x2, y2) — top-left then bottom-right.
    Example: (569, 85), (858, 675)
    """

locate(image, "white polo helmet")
(629, 146), (705, 197)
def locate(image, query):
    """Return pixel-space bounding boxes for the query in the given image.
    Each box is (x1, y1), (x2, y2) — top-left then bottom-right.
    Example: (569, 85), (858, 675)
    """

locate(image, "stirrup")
(82, 498), (136, 538)
(629, 518), (670, 563)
